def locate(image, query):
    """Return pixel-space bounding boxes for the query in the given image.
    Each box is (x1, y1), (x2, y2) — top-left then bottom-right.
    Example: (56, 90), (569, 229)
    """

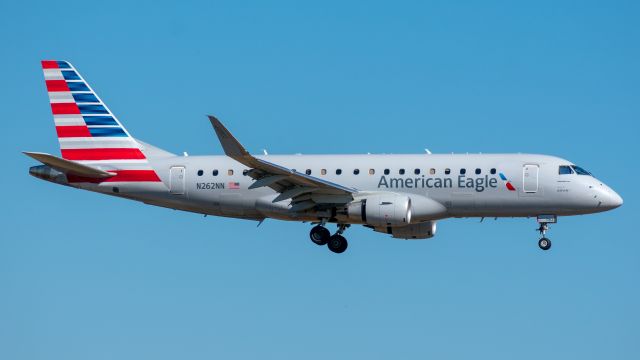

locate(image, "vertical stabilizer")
(41, 60), (161, 183)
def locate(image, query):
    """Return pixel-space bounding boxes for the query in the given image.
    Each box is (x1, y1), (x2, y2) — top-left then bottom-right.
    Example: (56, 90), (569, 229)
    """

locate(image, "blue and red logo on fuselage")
(499, 172), (516, 191)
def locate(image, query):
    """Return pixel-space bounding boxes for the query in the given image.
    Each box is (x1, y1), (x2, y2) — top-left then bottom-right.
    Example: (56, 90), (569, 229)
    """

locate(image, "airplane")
(26, 60), (623, 254)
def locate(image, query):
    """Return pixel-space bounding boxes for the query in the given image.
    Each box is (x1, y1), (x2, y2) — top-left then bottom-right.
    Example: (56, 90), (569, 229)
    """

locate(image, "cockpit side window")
(559, 165), (574, 175)
(571, 165), (592, 176)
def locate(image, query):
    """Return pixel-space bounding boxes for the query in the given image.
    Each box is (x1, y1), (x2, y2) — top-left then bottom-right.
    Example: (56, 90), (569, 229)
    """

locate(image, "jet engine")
(371, 221), (437, 240)
(345, 193), (412, 226)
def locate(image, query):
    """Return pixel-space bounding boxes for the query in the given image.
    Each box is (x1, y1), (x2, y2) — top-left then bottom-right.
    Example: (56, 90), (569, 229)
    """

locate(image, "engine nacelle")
(372, 221), (437, 240)
(346, 194), (412, 226)
(408, 194), (448, 222)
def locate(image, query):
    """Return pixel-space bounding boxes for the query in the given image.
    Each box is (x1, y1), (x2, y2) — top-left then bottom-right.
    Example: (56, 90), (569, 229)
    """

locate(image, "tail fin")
(41, 60), (160, 182)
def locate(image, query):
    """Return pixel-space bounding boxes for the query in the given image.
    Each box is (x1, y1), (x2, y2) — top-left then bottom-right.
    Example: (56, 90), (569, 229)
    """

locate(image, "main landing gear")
(536, 215), (556, 251)
(309, 223), (349, 254)
(309, 225), (330, 245)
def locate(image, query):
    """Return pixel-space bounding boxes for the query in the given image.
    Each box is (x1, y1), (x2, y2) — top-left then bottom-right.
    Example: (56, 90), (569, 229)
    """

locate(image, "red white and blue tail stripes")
(42, 60), (160, 183)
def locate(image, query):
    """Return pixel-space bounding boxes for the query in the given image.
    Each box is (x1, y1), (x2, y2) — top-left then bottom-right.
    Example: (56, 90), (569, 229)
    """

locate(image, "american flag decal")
(228, 182), (240, 189)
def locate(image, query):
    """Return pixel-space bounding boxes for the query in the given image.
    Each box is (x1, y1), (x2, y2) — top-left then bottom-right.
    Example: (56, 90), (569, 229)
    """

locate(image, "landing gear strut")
(309, 223), (349, 253)
(536, 215), (556, 251)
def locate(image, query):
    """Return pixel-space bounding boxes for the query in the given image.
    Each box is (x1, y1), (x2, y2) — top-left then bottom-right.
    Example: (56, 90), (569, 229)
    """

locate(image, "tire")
(538, 237), (551, 251)
(327, 234), (348, 254)
(309, 225), (330, 245)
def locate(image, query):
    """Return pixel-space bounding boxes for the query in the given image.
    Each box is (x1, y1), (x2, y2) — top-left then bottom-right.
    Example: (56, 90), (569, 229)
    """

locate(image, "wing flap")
(248, 174), (289, 189)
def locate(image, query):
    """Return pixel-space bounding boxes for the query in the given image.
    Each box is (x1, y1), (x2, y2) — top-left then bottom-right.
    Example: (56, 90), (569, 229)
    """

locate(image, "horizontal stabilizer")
(23, 151), (115, 178)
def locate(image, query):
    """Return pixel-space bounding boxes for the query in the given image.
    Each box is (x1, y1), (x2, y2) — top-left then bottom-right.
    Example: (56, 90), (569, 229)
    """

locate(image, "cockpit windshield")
(571, 165), (592, 176)
(559, 165), (574, 175)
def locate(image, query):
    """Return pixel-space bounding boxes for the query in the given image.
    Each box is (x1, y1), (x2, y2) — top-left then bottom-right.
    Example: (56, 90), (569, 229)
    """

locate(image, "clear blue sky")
(1, 1), (638, 359)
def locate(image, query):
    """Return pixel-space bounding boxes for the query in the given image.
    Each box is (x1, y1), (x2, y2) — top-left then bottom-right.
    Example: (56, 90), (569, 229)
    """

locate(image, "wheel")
(538, 237), (551, 251)
(309, 225), (330, 245)
(327, 234), (348, 254)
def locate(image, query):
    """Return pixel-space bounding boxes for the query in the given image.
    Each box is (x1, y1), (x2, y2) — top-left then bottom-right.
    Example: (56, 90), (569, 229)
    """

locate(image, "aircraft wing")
(209, 116), (357, 210)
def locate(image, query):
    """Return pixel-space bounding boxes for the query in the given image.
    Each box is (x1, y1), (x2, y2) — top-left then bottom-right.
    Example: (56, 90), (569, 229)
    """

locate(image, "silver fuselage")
(34, 152), (622, 223)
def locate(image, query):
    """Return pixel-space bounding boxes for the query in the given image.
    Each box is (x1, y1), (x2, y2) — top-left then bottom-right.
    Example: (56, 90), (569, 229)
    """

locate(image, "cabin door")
(169, 166), (186, 195)
(522, 164), (539, 193)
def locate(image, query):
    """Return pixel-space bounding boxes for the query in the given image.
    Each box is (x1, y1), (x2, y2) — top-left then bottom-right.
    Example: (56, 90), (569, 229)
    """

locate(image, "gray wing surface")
(208, 116), (356, 210)
(23, 151), (115, 178)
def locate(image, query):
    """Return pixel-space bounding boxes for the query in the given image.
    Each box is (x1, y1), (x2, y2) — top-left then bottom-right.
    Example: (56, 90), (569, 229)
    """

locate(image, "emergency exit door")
(522, 164), (539, 193)
(169, 166), (186, 195)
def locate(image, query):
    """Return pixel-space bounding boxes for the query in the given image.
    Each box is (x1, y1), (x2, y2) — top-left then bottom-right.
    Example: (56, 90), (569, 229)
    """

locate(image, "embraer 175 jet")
(26, 61), (623, 253)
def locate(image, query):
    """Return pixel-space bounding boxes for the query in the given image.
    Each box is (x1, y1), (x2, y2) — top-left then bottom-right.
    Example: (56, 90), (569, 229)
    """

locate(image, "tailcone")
(29, 165), (69, 186)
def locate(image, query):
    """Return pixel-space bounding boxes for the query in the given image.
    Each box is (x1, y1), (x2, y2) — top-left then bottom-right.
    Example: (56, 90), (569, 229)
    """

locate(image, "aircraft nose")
(592, 182), (623, 212)
(609, 190), (623, 209)
(598, 185), (623, 210)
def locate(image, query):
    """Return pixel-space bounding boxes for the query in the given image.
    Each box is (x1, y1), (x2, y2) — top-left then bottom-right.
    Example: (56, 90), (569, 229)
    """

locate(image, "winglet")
(208, 115), (251, 160)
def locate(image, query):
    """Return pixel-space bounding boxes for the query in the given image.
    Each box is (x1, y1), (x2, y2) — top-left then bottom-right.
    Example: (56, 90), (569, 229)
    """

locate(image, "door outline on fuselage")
(169, 166), (186, 195)
(522, 164), (539, 193)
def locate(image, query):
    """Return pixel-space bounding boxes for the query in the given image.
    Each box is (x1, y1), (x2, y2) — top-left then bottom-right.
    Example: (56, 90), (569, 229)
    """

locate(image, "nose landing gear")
(538, 235), (551, 250)
(309, 222), (349, 254)
(536, 215), (556, 251)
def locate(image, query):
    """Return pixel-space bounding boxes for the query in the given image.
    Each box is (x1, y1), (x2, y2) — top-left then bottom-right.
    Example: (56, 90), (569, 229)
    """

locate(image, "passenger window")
(559, 165), (574, 175)
(212, 169), (219, 176)
(445, 168), (451, 175)
(305, 169), (312, 175)
(414, 169), (420, 175)
(197, 170), (203, 176)
(353, 169), (360, 175)
(399, 169), (405, 175)
(475, 168), (481, 175)
(321, 169), (327, 175)
(430, 168), (435, 175)
(369, 169), (375, 175)
(384, 169), (390, 175)
(228, 169), (234, 176)
(336, 169), (342, 175)
(490, 168), (496, 174)
(460, 168), (466, 175)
